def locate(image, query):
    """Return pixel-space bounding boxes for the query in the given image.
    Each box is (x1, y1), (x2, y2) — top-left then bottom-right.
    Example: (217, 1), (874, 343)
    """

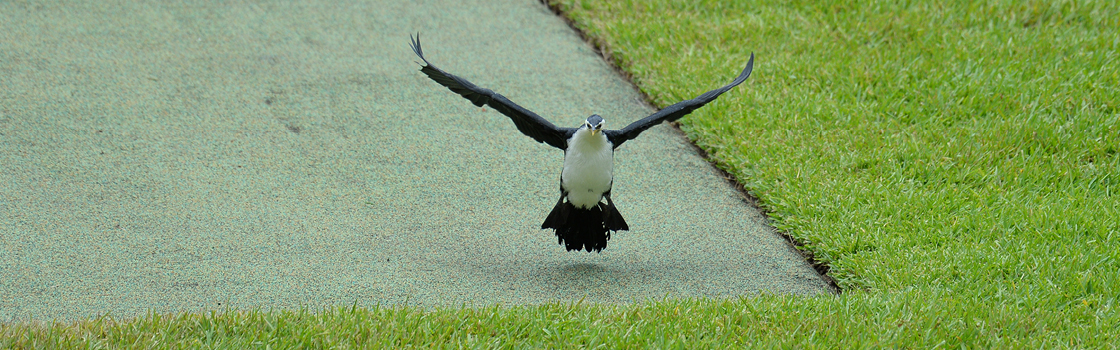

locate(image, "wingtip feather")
(409, 32), (429, 66)
(735, 52), (755, 83)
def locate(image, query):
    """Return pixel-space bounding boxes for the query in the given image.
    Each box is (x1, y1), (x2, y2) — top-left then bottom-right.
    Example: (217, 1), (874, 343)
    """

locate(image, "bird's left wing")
(410, 34), (574, 150)
(605, 53), (755, 149)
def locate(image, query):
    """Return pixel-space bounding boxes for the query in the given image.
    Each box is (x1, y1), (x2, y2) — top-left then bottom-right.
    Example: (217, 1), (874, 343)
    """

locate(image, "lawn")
(3, 0), (1118, 347)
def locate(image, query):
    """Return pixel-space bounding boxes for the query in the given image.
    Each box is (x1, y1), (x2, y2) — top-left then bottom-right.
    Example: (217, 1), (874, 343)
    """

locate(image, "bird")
(409, 34), (754, 252)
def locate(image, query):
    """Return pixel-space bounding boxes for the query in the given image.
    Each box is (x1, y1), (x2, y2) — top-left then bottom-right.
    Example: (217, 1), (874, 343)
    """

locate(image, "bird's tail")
(541, 198), (628, 253)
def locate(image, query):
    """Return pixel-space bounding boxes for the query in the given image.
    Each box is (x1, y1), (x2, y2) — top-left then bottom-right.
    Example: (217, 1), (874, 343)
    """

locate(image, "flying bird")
(410, 34), (754, 252)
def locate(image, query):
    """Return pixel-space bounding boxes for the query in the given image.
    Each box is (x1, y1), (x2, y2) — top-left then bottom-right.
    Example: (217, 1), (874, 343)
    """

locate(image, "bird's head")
(583, 115), (605, 136)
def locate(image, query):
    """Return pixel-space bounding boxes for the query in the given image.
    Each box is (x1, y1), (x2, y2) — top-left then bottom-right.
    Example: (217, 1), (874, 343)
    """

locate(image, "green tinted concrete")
(0, 0), (831, 322)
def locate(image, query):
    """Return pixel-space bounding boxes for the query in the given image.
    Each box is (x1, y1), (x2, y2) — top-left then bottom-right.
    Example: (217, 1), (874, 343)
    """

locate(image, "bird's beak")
(591, 129), (600, 136)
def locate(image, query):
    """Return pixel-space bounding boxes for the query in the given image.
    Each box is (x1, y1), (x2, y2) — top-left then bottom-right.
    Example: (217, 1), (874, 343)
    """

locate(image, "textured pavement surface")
(0, 0), (833, 322)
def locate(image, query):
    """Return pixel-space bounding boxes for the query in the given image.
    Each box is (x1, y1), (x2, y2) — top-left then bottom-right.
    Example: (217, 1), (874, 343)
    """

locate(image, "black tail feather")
(541, 197), (628, 253)
(602, 193), (629, 231)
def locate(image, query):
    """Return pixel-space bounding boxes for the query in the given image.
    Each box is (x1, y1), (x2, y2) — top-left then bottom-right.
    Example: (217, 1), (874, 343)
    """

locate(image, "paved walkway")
(0, 0), (832, 322)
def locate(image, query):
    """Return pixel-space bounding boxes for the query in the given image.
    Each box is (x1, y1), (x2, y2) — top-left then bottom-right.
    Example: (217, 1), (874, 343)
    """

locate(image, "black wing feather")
(605, 53), (755, 149)
(410, 34), (574, 150)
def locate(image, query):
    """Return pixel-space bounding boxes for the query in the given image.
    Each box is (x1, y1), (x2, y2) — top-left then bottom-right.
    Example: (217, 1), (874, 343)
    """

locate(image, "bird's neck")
(568, 128), (610, 152)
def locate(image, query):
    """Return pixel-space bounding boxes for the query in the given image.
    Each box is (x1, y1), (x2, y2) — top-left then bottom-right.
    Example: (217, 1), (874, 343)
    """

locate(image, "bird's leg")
(602, 193), (617, 223)
(601, 192), (629, 232)
(601, 195), (613, 238)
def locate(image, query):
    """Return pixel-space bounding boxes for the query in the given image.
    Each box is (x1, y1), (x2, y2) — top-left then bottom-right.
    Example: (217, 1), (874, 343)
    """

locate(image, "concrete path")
(0, 0), (832, 322)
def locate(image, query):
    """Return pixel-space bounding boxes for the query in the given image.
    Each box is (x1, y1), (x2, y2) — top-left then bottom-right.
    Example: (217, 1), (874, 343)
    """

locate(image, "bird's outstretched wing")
(410, 34), (574, 150)
(604, 53), (755, 149)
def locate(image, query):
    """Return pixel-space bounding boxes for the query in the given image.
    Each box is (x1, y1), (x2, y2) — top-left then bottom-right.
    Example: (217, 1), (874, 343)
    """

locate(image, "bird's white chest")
(561, 130), (614, 209)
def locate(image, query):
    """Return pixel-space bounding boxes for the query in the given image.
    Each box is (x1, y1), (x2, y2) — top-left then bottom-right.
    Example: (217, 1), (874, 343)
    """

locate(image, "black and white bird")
(410, 34), (754, 252)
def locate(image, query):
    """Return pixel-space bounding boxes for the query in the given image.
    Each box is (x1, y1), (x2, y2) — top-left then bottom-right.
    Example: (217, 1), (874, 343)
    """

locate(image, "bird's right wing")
(605, 53), (754, 149)
(410, 34), (574, 150)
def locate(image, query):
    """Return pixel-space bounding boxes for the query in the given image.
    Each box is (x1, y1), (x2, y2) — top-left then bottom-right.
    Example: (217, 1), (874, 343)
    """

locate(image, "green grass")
(0, 293), (1091, 348)
(550, 0), (1119, 345)
(557, 0), (1120, 289)
(4, 0), (1119, 347)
